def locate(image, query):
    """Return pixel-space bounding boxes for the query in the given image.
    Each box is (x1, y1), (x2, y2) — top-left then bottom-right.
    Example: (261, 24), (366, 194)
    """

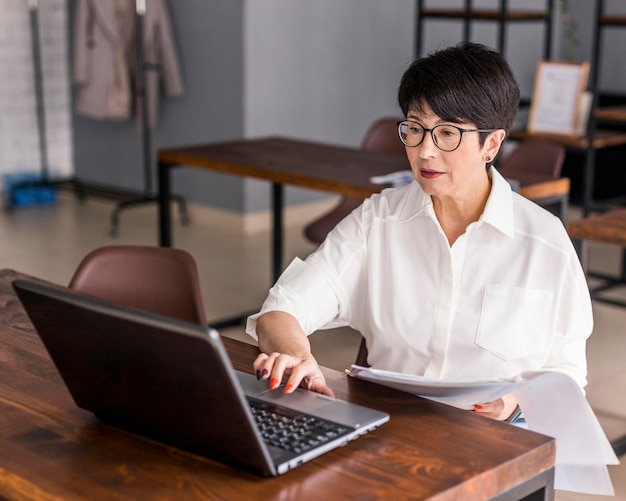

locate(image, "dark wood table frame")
(0, 269), (555, 500)
(157, 137), (570, 284)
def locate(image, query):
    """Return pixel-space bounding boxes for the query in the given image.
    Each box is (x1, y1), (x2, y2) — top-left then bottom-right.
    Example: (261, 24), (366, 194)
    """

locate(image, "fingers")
(254, 352), (290, 389)
(252, 351), (305, 390)
(473, 400), (505, 419)
(252, 351), (334, 397)
(289, 364), (335, 398)
(474, 394), (519, 421)
(306, 378), (335, 398)
(253, 353), (270, 381)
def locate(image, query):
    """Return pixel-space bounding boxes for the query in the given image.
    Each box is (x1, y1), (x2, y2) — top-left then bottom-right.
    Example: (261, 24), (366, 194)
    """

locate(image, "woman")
(246, 42), (592, 422)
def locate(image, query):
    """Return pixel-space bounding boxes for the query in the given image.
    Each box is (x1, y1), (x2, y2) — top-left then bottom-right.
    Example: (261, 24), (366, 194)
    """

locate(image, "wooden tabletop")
(159, 137), (410, 199)
(159, 136), (568, 202)
(568, 208), (626, 246)
(0, 269), (556, 500)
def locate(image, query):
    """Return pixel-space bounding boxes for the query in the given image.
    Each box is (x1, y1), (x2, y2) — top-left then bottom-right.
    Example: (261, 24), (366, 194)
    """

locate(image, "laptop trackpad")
(236, 371), (274, 396)
(236, 371), (373, 429)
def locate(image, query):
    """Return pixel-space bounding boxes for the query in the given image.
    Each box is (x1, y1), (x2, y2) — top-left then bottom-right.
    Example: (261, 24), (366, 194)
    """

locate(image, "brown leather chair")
(69, 245), (207, 326)
(303, 117), (407, 246)
(497, 140), (566, 179)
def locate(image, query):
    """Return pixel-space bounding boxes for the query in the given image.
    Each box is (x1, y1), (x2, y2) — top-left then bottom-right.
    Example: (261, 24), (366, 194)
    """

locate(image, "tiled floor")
(1, 194), (624, 499)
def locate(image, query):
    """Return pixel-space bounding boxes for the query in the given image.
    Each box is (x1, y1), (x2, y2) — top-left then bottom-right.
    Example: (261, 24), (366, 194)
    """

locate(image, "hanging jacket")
(72, 0), (184, 128)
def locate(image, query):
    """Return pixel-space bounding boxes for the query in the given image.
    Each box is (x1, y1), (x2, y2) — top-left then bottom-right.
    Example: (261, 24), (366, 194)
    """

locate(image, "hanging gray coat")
(72, 0), (185, 129)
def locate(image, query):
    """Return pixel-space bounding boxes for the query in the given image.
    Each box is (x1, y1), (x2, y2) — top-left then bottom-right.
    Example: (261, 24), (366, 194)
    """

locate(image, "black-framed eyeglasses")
(397, 120), (497, 152)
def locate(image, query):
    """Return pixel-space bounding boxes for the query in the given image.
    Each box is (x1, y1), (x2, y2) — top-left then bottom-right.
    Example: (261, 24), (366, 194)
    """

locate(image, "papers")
(369, 170), (413, 187)
(347, 366), (620, 496)
(347, 365), (518, 410)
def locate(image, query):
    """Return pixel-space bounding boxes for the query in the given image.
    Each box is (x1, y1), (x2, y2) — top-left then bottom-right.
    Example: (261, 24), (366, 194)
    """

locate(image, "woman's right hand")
(253, 311), (335, 398)
(253, 351), (335, 398)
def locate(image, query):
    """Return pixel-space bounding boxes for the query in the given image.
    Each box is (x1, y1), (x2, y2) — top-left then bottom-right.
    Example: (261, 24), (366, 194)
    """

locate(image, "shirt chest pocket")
(475, 284), (555, 362)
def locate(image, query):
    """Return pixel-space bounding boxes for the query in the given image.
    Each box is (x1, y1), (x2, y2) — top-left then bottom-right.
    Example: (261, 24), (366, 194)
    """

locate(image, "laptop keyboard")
(248, 399), (350, 454)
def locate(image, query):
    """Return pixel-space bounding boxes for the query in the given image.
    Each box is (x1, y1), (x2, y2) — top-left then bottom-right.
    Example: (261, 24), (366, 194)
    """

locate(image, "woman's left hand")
(473, 393), (519, 421)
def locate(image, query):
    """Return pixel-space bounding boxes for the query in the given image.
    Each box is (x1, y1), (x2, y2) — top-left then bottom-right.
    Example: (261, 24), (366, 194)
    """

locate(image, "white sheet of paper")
(347, 365), (519, 409)
(347, 366), (619, 495)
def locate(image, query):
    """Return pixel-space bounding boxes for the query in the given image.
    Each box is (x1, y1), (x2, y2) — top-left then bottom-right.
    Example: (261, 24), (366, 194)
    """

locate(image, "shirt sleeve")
(543, 242), (594, 390)
(246, 200), (371, 341)
(246, 257), (346, 340)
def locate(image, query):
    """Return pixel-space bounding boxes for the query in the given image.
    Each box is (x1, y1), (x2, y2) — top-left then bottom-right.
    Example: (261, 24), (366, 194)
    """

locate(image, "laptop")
(12, 278), (389, 476)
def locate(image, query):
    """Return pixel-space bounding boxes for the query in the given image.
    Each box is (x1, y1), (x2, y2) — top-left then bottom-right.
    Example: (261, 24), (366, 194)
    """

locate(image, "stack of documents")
(369, 170), (413, 187)
(347, 366), (619, 495)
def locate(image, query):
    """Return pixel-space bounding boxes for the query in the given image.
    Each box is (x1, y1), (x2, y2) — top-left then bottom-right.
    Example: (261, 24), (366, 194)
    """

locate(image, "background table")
(0, 269), (555, 500)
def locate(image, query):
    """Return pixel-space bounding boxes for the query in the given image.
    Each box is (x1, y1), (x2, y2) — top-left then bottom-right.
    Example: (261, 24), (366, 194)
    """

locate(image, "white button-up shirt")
(247, 168), (592, 389)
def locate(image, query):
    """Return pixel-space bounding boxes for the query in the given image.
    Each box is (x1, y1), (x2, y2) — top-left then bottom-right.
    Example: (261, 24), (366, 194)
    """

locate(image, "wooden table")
(157, 137), (570, 282)
(568, 208), (626, 247)
(0, 269), (555, 500)
(568, 208), (626, 309)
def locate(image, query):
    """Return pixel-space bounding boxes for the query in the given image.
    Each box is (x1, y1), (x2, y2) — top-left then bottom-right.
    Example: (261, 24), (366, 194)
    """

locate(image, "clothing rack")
(106, 0), (188, 237)
(6, 0), (188, 238)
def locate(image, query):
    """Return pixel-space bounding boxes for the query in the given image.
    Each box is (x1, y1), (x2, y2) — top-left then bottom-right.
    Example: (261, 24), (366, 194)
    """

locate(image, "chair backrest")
(497, 140), (566, 179)
(69, 245), (207, 326)
(360, 117), (407, 155)
(355, 338), (370, 367)
(303, 117), (406, 246)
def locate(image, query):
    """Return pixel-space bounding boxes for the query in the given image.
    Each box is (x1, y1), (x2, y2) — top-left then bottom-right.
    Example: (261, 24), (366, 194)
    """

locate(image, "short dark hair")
(398, 42), (520, 141)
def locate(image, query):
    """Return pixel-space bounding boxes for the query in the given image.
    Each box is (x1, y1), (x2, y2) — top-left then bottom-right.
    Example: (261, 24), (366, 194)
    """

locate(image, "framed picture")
(527, 60), (590, 137)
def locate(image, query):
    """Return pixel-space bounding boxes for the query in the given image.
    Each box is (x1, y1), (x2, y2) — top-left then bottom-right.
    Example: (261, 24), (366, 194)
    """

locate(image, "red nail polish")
(474, 405), (483, 411)
(270, 378), (279, 390)
(284, 383), (294, 393)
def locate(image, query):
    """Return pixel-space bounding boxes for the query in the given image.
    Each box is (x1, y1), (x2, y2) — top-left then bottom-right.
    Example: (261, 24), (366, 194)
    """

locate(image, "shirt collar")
(398, 167), (516, 238)
(396, 181), (432, 220)
(481, 167), (515, 238)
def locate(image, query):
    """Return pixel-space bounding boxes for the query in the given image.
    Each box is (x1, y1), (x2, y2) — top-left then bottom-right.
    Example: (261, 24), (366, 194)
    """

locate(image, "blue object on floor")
(3, 172), (57, 208)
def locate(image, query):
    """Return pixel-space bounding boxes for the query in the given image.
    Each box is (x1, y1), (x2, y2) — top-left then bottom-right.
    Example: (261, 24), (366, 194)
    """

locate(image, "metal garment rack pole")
(137, 0), (151, 195)
(28, 0), (49, 182)
(2, 0), (54, 214)
(108, 0), (188, 236)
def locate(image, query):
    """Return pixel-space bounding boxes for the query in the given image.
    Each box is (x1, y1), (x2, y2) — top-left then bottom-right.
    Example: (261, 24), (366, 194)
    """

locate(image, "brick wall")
(0, 0), (72, 189)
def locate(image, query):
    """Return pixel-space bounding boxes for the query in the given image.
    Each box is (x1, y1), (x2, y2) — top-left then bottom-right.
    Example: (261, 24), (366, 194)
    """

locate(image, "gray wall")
(242, 1), (415, 212)
(70, 0), (626, 214)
